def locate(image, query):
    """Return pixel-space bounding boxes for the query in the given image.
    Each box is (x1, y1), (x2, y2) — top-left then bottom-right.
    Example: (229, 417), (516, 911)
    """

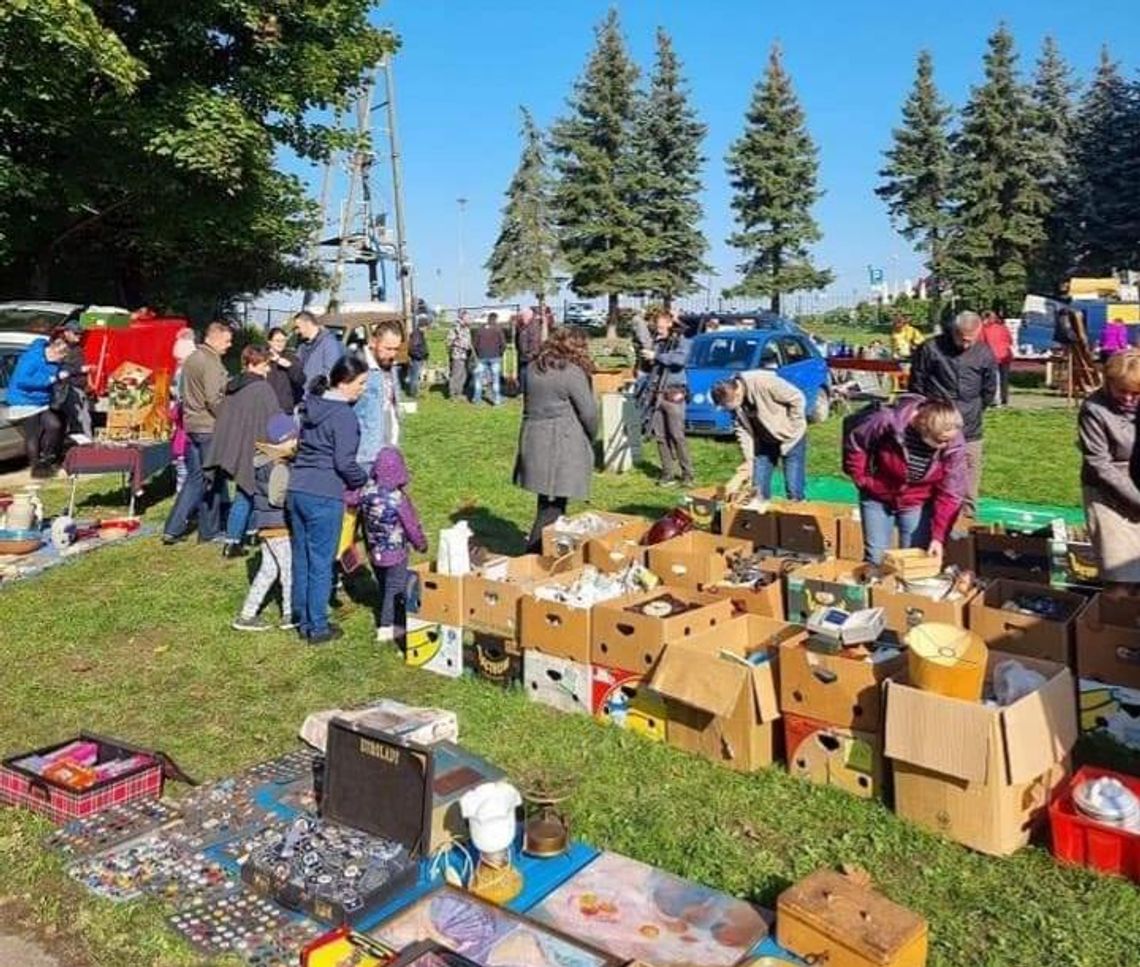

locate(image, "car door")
(0, 342), (27, 461)
(757, 338), (782, 371)
(776, 335), (818, 395)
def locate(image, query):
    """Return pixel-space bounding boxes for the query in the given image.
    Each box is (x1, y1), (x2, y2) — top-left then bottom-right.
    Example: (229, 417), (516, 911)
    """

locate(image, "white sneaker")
(376, 625), (395, 644)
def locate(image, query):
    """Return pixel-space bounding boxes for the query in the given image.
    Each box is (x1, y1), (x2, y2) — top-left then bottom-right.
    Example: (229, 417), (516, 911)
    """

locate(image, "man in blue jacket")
(643, 311), (693, 487)
(9, 334), (69, 477)
(294, 310), (344, 391)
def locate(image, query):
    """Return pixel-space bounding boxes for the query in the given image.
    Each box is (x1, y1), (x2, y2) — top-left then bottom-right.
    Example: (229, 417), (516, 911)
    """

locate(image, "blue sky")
(289, 0), (1137, 312)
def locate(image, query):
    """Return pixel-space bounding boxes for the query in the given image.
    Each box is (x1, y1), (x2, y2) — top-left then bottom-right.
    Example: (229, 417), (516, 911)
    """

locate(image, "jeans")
(473, 357), (502, 405)
(225, 488), (253, 544)
(752, 435), (806, 500)
(287, 491), (344, 637)
(652, 397), (693, 481)
(860, 498), (933, 565)
(406, 359), (424, 398)
(163, 432), (226, 541)
(373, 558), (409, 628)
(23, 409), (64, 468)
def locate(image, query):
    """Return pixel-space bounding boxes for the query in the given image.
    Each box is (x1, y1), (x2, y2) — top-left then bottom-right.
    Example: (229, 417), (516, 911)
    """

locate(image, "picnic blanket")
(0, 522), (155, 588)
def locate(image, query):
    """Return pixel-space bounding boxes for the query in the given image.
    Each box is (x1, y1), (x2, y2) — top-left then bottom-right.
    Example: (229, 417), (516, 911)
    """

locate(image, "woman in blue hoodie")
(9, 334), (69, 476)
(287, 356), (370, 644)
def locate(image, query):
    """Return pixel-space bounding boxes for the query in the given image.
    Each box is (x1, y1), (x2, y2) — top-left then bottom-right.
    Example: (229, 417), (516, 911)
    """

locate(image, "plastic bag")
(993, 659), (1047, 706)
(439, 521), (473, 575)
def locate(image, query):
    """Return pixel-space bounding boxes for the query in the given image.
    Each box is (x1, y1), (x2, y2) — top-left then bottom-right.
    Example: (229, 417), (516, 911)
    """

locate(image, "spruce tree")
(1027, 36), (1078, 293)
(943, 25), (1046, 313)
(726, 45), (832, 315)
(549, 8), (644, 335)
(876, 50), (952, 314)
(1071, 49), (1140, 275)
(630, 28), (709, 308)
(485, 108), (556, 311)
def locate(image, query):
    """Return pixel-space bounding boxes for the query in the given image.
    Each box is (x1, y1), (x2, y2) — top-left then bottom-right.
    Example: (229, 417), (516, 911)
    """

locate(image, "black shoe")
(307, 625), (344, 645)
(30, 463), (55, 480)
(221, 542), (247, 559)
(162, 533), (183, 546)
(656, 476), (677, 488)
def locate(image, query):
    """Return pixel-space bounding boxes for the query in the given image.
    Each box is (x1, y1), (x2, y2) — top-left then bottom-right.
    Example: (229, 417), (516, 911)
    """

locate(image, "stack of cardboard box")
(1075, 595), (1140, 756)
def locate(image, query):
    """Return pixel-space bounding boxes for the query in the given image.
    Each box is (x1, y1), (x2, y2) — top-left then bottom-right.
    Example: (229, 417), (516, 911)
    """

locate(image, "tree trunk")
(536, 291), (548, 341)
(606, 292), (619, 340)
(662, 293), (673, 312)
(771, 291), (782, 315)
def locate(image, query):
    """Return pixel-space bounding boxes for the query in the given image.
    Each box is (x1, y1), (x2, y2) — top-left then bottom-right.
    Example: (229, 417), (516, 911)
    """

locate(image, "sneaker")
(375, 625), (395, 644)
(161, 533), (183, 546)
(680, 477), (695, 488)
(232, 615), (271, 632)
(279, 619), (298, 631)
(221, 542), (247, 559)
(307, 625), (344, 645)
(657, 477), (677, 488)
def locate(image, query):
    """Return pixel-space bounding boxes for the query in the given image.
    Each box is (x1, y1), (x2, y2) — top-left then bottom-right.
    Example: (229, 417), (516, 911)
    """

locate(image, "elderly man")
(908, 310), (997, 513)
(294, 310), (344, 390)
(446, 310), (473, 401)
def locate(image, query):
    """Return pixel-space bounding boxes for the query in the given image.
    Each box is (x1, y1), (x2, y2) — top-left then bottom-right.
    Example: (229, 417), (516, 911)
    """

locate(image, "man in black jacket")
(471, 313), (507, 405)
(909, 310), (997, 514)
(514, 307), (542, 396)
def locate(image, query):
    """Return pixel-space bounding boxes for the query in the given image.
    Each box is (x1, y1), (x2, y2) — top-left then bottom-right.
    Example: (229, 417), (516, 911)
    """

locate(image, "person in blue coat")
(294, 310), (345, 391)
(9, 334), (69, 477)
(287, 355), (370, 644)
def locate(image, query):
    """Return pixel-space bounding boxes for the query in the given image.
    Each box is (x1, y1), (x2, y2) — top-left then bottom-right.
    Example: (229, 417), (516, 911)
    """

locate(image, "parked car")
(0, 301), (82, 333)
(564, 301), (606, 330)
(684, 323), (831, 436)
(0, 332), (44, 462)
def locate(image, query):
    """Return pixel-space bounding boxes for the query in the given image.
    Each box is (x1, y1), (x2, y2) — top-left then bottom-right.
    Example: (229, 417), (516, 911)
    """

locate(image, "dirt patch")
(0, 897), (91, 967)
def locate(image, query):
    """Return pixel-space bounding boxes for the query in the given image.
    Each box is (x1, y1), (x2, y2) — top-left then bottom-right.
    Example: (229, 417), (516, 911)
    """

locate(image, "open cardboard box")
(703, 556), (793, 620)
(883, 651), (1077, 856)
(646, 530), (752, 591)
(519, 572), (639, 664)
(411, 562), (465, 626)
(650, 614), (804, 772)
(591, 664), (667, 741)
(541, 512), (648, 565)
(584, 534), (647, 574)
(1076, 593), (1140, 690)
(720, 504), (780, 550)
(591, 588), (734, 673)
(680, 486), (728, 532)
(871, 574), (980, 640)
(785, 558), (876, 625)
(779, 636), (906, 732)
(974, 529), (1052, 585)
(773, 500), (849, 557)
(462, 555), (576, 637)
(968, 578), (1086, 665)
(524, 650), (593, 716)
(783, 711), (886, 800)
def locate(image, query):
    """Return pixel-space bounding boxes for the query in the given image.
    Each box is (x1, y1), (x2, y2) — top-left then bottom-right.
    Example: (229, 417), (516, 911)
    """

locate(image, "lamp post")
(456, 196), (468, 310)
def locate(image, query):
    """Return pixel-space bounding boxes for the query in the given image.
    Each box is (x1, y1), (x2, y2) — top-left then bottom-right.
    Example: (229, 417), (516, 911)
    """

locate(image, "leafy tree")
(0, 2), (395, 308)
(1070, 49), (1140, 275)
(629, 28), (708, 309)
(876, 51), (952, 316)
(549, 8), (644, 336)
(1027, 36), (1079, 293)
(485, 108), (557, 312)
(725, 45), (832, 315)
(943, 25), (1046, 313)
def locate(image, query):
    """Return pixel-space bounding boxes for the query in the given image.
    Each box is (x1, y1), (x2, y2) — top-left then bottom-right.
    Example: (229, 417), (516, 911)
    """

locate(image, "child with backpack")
(232, 414), (298, 631)
(360, 446), (428, 643)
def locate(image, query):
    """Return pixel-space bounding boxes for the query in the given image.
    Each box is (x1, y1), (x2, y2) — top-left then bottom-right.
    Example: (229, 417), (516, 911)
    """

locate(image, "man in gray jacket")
(712, 369), (807, 500)
(163, 322), (233, 544)
(294, 310), (345, 392)
(643, 311), (693, 487)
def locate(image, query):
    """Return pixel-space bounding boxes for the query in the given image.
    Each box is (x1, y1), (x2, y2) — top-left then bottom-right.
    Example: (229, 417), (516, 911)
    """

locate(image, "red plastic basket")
(1049, 765), (1140, 882)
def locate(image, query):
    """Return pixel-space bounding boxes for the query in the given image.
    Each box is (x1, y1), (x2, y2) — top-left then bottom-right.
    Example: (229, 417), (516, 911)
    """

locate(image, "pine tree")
(1027, 36), (1078, 293)
(1071, 49), (1140, 275)
(876, 51), (952, 313)
(726, 45), (832, 314)
(943, 25), (1047, 313)
(549, 8), (645, 335)
(485, 108), (556, 311)
(629, 28), (708, 308)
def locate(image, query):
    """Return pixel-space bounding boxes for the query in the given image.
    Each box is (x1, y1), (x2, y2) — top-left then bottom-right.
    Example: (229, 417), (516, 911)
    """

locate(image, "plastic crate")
(1049, 766), (1140, 882)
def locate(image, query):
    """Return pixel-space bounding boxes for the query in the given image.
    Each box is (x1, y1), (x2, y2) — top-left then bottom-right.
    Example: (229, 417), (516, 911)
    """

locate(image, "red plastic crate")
(1049, 766), (1140, 882)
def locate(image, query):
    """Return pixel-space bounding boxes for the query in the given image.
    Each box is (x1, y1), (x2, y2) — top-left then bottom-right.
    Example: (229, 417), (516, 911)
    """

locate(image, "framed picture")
(366, 886), (616, 967)
(527, 852), (769, 967)
(388, 940), (485, 967)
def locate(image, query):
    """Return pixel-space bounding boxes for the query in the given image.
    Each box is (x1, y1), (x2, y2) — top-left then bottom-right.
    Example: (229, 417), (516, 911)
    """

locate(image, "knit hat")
(266, 413), (298, 444)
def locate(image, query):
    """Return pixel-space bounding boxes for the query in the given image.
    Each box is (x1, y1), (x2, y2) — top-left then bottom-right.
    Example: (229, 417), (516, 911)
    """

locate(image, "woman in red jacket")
(842, 395), (967, 565)
(980, 311), (1013, 407)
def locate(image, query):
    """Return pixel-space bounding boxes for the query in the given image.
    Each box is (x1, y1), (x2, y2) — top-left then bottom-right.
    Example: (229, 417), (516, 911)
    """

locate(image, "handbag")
(50, 379), (71, 412)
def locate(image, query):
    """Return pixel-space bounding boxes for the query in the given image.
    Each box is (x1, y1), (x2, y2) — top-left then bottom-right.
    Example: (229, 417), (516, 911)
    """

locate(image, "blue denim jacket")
(355, 361), (400, 469)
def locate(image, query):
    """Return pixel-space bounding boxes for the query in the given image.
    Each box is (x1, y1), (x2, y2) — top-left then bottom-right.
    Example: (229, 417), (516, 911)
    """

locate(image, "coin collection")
(242, 747), (322, 785)
(67, 832), (183, 902)
(145, 851), (240, 909)
(167, 890), (314, 958)
(45, 798), (182, 858)
(175, 775), (279, 849)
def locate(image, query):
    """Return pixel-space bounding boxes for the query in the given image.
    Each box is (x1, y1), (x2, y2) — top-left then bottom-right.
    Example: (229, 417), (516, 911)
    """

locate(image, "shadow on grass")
(73, 466), (175, 514)
(450, 505), (528, 557)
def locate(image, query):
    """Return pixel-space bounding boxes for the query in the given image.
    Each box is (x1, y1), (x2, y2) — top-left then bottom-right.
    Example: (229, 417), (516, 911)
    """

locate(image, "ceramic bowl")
(0, 529), (43, 555)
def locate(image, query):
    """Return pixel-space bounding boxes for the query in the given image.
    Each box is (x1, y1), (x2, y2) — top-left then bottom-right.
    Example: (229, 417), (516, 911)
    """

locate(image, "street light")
(456, 196), (468, 310)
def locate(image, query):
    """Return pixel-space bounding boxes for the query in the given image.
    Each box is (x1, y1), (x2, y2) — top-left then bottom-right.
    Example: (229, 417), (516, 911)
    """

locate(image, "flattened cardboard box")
(462, 555), (576, 638)
(591, 588), (734, 673)
(720, 504), (779, 550)
(405, 619), (463, 679)
(783, 710), (886, 801)
(968, 578), (1086, 665)
(883, 651), (1077, 856)
(646, 530), (752, 590)
(785, 559), (875, 625)
(778, 638), (906, 732)
(591, 664), (667, 741)
(650, 614), (802, 772)
(411, 563), (464, 626)
(1076, 593), (1140, 691)
(870, 574), (979, 640)
(524, 650), (593, 716)
(519, 573), (638, 664)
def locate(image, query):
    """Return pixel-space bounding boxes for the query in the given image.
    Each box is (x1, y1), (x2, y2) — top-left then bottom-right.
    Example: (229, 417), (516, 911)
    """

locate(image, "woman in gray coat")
(514, 328), (598, 552)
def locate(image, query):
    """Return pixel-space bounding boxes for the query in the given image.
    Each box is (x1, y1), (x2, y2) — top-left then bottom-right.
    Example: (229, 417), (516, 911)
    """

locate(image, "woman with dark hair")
(266, 326), (304, 412)
(513, 328), (598, 551)
(9, 333), (69, 477)
(287, 355), (370, 643)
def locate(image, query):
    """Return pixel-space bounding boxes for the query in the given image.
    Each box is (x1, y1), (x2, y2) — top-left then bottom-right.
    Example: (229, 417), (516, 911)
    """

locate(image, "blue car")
(684, 323), (831, 436)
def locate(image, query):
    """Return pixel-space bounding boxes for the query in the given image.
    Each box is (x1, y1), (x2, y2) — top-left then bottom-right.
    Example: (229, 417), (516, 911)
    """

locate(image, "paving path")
(0, 933), (61, 966)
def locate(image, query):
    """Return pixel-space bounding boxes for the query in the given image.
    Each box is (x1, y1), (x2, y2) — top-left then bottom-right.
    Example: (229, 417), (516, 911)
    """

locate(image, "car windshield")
(0, 308), (71, 332)
(688, 337), (761, 370)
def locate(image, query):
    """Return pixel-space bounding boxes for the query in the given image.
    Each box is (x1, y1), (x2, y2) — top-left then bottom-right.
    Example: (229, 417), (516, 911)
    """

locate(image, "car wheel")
(808, 387), (830, 423)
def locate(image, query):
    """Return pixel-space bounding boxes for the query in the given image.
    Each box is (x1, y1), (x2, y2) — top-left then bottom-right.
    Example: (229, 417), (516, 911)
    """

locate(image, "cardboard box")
(462, 555), (574, 637)
(775, 500), (849, 557)
(968, 578), (1086, 665)
(720, 504), (779, 550)
(836, 515), (899, 563)
(519, 573), (638, 665)
(974, 531), (1052, 584)
(779, 637), (906, 731)
(1050, 529), (1101, 591)
(944, 519), (978, 572)
(680, 486), (726, 532)
(524, 651), (593, 716)
(541, 513), (647, 563)
(883, 652), (1077, 856)
(404, 619), (463, 679)
(704, 568), (786, 620)
(411, 562), (464, 626)
(784, 711), (886, 800)
(785, 559), (875, 625)
(646, 530), (752, 590)
(650, 615), (802, 772)
(1078, 678), (1140, 752)
(584, 535), (647, 574)
(870, 575), (979, 641)
(592, 369), (634, 396)
(463, 629), (523, 687)
(591, 665), (667, 741)
(591, 589), (734, 673)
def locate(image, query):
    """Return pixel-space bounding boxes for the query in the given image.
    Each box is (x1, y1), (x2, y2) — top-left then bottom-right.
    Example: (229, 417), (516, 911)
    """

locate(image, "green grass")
(0, 389), (1123, 967)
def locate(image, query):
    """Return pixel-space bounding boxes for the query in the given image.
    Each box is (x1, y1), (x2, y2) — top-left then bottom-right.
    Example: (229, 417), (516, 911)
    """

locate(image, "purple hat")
(266, 413), (298, 443)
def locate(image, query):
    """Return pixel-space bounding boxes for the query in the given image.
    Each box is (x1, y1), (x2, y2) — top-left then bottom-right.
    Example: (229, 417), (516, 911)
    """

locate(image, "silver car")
(0, 332), (46, 463)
